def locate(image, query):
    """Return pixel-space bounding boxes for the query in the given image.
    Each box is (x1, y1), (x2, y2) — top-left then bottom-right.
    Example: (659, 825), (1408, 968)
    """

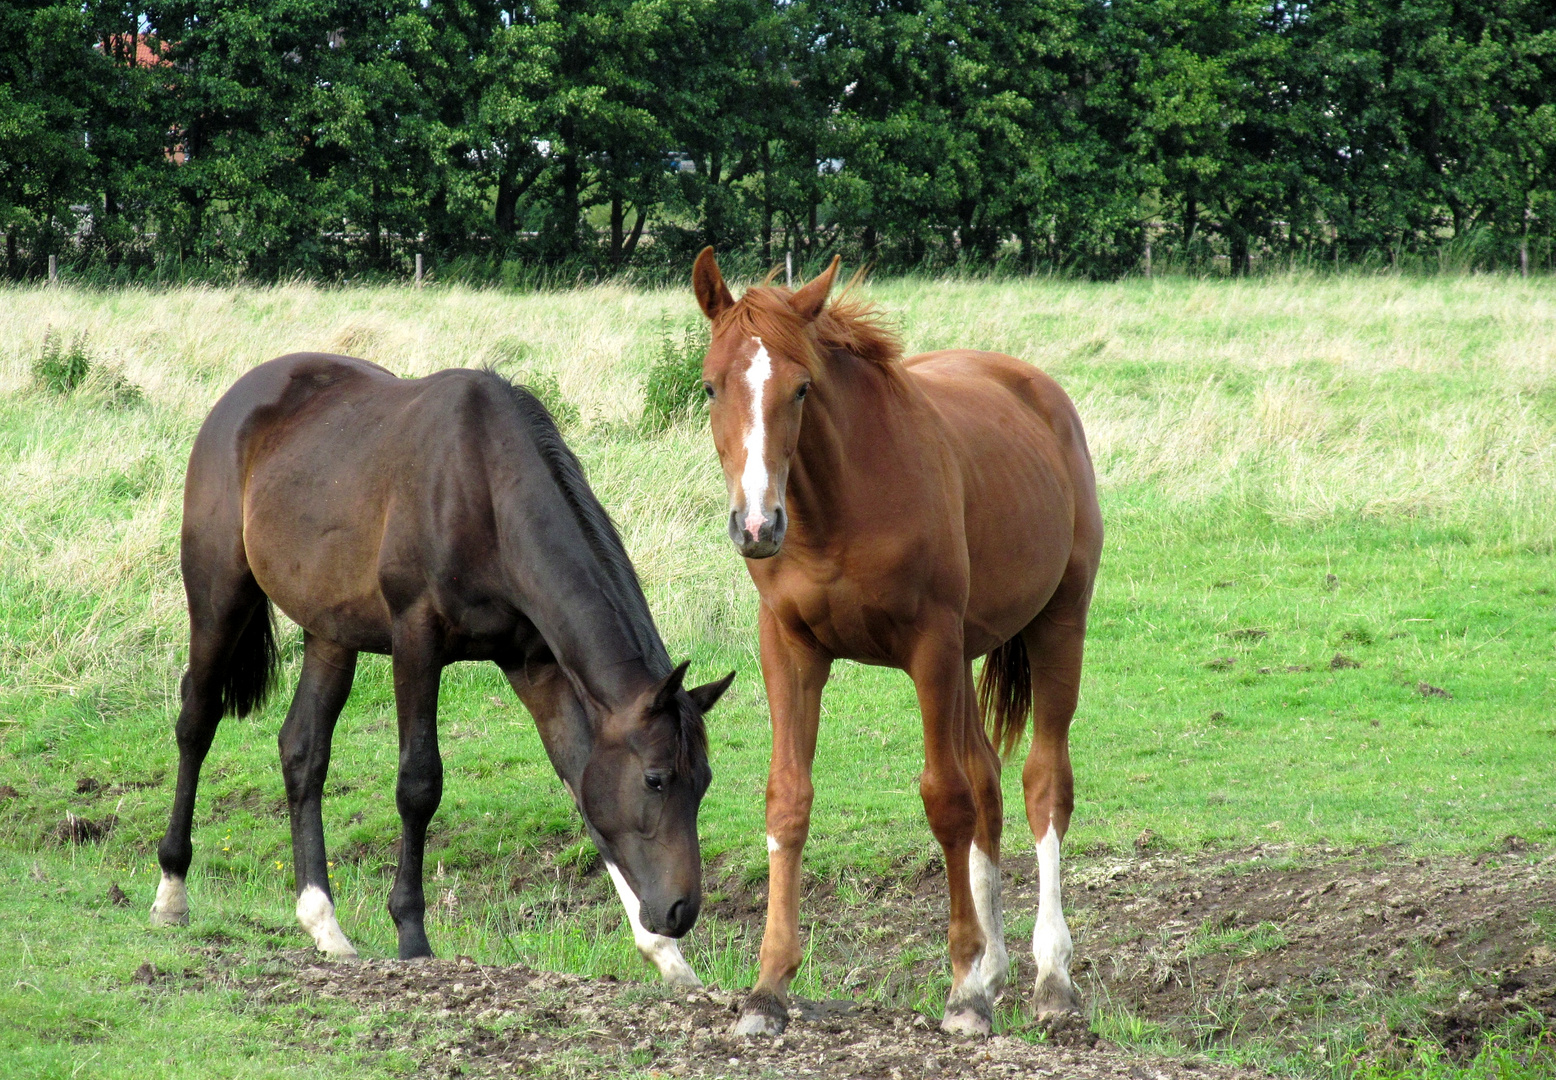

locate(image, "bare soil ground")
(207, 957), (1263, 1079)
(128, 842), (1552, 1078)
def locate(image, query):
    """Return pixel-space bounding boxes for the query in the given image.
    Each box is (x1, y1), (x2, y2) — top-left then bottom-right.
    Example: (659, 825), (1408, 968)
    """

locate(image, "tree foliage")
(3, 0), (1553, 280)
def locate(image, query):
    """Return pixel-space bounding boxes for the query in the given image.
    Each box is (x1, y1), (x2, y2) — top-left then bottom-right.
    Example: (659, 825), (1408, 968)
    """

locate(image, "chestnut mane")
(713, 280), (903, 376)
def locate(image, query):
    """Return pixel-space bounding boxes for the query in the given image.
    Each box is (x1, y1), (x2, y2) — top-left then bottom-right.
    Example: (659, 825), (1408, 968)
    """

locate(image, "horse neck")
(492, 466), (670, 711)
(784, 350), (907, 549)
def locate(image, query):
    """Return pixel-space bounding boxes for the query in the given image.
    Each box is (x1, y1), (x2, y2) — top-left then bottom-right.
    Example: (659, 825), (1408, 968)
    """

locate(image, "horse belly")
(242, 459), (396, 652)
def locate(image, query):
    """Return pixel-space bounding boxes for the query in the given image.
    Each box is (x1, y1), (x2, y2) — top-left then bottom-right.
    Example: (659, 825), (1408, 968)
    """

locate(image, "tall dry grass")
(2, 274), (1553, 707)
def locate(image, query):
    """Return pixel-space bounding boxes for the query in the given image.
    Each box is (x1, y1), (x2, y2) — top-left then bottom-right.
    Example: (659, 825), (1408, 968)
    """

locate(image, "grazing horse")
(691, 250), (1102, 1035)
(150, 352), (733, 980)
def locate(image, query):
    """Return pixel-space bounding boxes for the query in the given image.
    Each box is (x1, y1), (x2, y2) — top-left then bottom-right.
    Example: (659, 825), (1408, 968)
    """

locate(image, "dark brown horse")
(150, 352), (733, 980)
(692, 250), (1102, 1035)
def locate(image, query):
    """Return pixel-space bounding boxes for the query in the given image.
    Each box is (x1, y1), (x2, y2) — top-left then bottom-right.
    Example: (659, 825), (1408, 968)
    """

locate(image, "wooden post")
(1143, 241), (1152, 278)
(414, 253), (423, 288)
(785, 251), (793, 288)
(48, 254), (58, 283)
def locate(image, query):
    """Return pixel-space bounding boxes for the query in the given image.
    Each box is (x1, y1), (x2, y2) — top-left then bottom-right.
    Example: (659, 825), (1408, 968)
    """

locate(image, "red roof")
(98, 34), (171, 68)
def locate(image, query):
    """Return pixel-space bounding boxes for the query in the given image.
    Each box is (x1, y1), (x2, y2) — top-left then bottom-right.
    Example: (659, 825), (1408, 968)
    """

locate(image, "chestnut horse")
(151, 353), (732, 978)
(692, 250), (1102, 1035)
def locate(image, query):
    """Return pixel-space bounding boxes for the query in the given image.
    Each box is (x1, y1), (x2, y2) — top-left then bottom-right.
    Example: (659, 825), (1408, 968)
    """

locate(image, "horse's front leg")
(278, 633), (359, 956)
(505, 661), (701, 987)
(387, 619), (444, 960)
(733, 607), (830, 1036)
(910, 622), (1000, 1036)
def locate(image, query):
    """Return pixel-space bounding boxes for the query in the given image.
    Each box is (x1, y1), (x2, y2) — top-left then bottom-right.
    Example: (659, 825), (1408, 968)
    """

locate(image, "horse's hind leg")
(1018, 588), (1090, 1020)
(279, 633), (359, 956)
(152, 576), (273, 926)
(959, 660), (1010, 1012)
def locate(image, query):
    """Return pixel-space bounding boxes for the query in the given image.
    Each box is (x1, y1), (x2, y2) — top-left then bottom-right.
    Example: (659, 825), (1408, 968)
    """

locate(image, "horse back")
(186, 353), (514, 654)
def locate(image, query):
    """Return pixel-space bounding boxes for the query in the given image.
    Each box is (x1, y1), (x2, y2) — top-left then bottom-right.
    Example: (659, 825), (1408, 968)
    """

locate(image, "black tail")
(977, 634), (1032, 759)
(220, 599), (278, 718)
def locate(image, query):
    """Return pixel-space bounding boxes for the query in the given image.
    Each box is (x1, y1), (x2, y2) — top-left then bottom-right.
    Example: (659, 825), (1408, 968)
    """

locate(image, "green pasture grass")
(2, 273), (1554, 1077)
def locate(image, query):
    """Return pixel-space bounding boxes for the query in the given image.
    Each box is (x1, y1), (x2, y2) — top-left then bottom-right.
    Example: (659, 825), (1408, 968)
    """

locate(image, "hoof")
(940, 1005), (993, 1037)
(661, 966), (703, 990)
(148, 908), (189, 928)
(1032, 972), (1082, 1021)
(732, 989), (788, 1036)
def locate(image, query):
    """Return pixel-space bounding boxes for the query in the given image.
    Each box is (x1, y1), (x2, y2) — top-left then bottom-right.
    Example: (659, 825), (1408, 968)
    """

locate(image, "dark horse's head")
(691, 246), (842, 559)
(574, 661), (732, 938)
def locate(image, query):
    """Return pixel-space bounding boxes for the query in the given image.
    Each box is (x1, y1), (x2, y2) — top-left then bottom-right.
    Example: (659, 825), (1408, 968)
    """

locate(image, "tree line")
(4, 0), (1554, 282)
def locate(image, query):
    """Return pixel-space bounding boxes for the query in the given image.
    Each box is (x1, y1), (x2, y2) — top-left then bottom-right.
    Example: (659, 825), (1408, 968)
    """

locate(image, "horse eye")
(703, 382), (715, 399)
(795, 383), (809, 401)
(645, 773), (666, 792)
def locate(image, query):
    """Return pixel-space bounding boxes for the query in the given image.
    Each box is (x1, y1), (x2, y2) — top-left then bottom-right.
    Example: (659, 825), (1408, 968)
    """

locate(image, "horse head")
(693, 246), (840, 559)
(573, 661), (733, 937)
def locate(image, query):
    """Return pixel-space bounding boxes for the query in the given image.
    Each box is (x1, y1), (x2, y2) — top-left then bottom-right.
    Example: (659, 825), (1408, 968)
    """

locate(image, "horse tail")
(220, 598), (278, 718)
(977, 634), (1031, 760)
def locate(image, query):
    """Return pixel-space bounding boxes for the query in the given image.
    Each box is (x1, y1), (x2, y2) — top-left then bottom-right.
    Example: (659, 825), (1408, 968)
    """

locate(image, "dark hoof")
(732, 988), (788, 1036)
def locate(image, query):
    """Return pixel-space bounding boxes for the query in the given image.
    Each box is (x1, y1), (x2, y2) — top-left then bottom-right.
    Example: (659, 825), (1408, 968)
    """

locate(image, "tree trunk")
(761, 142), (773, 264)
(368, 180), (382, 267)
(5, 233), (15, 279)
(1183, 195), (1198, 246)
(621, 205), (645, 267)
(610, 194), (624, 267)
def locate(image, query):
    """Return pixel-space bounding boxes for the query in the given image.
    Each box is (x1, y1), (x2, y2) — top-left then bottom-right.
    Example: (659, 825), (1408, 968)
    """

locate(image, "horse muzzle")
(729, 506), (785, 559)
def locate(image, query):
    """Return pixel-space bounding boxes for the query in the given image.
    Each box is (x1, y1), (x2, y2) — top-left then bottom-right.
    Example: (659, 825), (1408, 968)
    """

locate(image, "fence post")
(415, 253), (423, 288)
(1143, 241), (1152, 278)
(785, 251), (793, 288)
(48, 254), (58, 283)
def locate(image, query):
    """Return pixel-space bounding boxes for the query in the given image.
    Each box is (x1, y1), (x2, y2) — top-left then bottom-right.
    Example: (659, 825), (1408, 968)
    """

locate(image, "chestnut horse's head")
(576, 661), (732, 938)
(691, 246), (841, 559)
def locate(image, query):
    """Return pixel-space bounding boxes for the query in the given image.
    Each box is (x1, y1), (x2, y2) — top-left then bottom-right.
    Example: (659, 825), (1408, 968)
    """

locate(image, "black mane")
(487, 371), (709, 775)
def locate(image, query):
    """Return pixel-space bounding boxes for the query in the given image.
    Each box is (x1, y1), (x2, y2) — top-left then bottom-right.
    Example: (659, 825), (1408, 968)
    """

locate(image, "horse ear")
(789, 255), (840, 322)
(692, 247), (734, 321)
(686, 670), (736, 715)
(650, 661), (690, 713)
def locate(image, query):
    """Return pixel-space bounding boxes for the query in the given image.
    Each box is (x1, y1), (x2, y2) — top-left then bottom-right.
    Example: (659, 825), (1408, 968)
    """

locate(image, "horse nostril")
(666, 898), (696, 935)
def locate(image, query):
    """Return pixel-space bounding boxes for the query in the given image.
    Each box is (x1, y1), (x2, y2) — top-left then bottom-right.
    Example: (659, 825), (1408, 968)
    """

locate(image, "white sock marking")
(1032, 825), (1073, 991)
(296, 884), (358, 957)
(149, 872), (189, 926)
(959, 842), (1008, 1006)
(739, 337), (774, 537)
(605, 862), (702, 988)
(767, 833), (781, 854)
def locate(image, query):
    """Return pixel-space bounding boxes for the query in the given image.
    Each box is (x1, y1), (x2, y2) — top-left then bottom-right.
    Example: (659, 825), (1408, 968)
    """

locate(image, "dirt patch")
(226, 955), (1266, 1079)
(692, 843), (1554, 1064)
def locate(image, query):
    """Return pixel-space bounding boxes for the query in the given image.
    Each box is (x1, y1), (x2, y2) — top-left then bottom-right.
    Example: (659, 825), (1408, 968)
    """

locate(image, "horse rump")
(977, 634), (1031, 759)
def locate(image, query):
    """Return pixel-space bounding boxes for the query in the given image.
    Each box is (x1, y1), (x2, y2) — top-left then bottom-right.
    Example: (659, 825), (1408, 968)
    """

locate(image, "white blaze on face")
(296, 884), (358, 957)
(1032, 825), (1073, 987)
(605, 861), (702, 988)
(738, 336), (775, 538)
(965, 842), (1009, 1001)
(149, 871), (190, 926)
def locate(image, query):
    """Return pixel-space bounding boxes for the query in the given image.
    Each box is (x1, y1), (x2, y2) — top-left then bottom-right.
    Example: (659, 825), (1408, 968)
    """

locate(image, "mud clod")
(1417, 682), (1452, 698)
(0, 784), (21, 801)
(54, 812), (114, 844)
(1329, 653), (1360, 670)
(76, 776), (103, 795)
(108, 882), (130, 906)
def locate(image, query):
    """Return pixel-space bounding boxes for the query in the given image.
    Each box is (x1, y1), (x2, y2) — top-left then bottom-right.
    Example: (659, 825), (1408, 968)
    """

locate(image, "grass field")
(1, 274), (1554, 1078)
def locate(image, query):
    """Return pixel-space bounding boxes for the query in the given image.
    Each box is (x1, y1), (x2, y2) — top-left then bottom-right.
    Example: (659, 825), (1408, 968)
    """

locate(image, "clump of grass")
(641, 315), (709, 433)
(30, 329), (143, 408)
(1184, 918), (1289, 958)
(32, 330), (94, 395)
